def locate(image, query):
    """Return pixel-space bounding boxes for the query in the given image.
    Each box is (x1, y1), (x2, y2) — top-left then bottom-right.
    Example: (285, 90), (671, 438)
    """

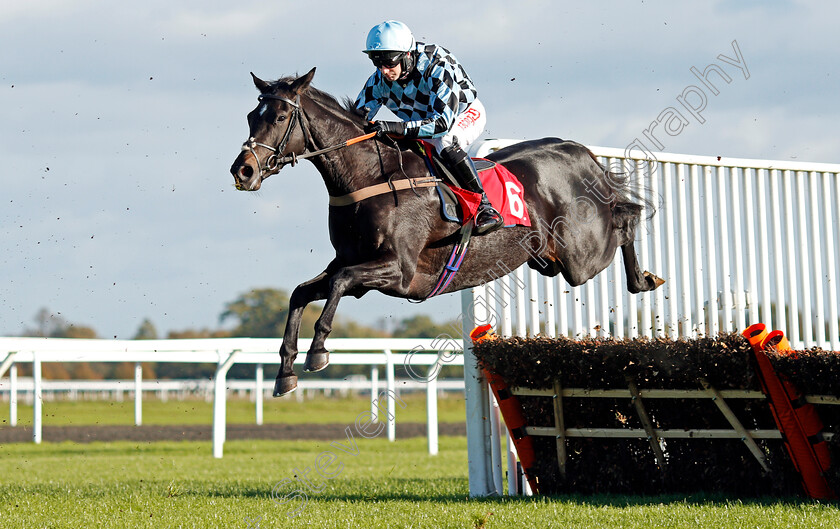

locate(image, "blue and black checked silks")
(354, 43), (478, 139)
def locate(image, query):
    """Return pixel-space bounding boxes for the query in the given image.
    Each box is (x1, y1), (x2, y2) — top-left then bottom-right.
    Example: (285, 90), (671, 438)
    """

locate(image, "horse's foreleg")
(620, 241), (665, 293)
(274, 268), (334, 397)
(305, 259), (404, 371)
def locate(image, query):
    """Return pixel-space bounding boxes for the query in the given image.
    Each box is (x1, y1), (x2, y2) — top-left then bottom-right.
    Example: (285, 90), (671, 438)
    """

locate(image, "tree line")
(16, 288), (461, 380)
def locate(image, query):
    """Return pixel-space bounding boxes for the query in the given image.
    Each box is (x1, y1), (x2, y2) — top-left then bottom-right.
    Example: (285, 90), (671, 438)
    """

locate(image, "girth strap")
(420, 219), (474, 300)
(328, 177), (439, 207)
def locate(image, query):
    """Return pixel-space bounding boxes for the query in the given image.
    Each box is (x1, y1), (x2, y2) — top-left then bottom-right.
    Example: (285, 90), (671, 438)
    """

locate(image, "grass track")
(0, 393), (467, 427)
(1, 437), (838, 529)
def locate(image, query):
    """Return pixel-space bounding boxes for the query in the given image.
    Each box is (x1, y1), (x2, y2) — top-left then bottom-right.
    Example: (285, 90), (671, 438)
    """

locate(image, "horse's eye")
(276, 115), (287, 123)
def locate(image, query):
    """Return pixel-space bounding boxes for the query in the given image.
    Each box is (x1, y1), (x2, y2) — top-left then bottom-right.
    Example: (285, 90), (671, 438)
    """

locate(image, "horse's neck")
(302, 99), (416, 197)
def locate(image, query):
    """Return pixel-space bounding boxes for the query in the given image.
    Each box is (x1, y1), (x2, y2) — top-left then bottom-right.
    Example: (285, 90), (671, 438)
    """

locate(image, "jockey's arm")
(400, 75), (458, 139)
(353, 73), (383, 121)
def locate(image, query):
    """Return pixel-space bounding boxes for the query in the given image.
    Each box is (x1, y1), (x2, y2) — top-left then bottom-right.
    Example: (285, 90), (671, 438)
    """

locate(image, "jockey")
(354, 20), (504, 235)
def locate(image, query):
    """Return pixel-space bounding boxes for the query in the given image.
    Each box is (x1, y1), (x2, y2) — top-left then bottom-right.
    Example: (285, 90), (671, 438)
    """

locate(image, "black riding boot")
(441, 145), (504, 235)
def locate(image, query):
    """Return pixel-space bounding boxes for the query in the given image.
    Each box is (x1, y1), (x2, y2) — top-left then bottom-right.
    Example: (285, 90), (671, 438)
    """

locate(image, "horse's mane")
(267, 76), (367, 126)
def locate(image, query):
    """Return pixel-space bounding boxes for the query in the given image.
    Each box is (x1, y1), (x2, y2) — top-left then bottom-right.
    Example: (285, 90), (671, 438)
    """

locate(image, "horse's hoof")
(303, 350), (330, 372)
(273, 375), (298, 397)
(644, 271), (666, 290)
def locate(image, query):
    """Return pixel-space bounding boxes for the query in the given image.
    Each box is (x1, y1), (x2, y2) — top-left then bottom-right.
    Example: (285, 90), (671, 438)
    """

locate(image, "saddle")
(413, 141), (531, 228)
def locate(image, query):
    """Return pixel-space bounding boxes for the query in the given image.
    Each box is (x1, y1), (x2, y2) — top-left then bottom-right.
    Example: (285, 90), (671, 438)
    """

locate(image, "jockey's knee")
(440, 142), (468, 165)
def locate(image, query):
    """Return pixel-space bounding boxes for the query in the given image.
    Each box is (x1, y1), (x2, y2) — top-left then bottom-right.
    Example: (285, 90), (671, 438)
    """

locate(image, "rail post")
(10, 363), (18, 427)
(134, 362), (143, 426)
(212, 350), (239, 459)
(462, 285), (500, 496)
(1, 352), (18, 428)
(370, 365), (379, 422)
(426, 363), (438, 456)
(33, 351), (42, 444)
(255, 363), (264, 426)
(385, 349), (396, 442)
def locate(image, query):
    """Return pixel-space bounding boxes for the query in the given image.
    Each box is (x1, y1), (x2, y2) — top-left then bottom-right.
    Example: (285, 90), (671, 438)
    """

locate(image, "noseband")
(240, 94), (308, 180)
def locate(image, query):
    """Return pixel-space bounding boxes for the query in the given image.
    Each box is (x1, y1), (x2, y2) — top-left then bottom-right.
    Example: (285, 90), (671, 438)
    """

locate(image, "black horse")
(230, 68), (664, 397)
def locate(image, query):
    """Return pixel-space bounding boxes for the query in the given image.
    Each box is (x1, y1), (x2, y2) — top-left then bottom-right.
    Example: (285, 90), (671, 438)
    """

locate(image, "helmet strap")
(398, 51), (416, 80)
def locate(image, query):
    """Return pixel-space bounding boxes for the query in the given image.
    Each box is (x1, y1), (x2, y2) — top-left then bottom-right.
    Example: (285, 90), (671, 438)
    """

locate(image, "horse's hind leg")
(274, 266), (336, 397)
(612, 202), (664, 293)
(620, 242), (665, 293)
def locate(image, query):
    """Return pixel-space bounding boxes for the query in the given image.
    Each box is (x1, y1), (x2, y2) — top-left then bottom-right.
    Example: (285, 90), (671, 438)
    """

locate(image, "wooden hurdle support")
(464, 315), (840, 497)
(513, 385), (800, 475)
(491, 363), (840, 497)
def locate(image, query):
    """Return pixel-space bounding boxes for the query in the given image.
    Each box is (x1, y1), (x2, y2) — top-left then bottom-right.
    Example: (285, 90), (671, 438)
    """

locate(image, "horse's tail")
(585, 148), (657, 220)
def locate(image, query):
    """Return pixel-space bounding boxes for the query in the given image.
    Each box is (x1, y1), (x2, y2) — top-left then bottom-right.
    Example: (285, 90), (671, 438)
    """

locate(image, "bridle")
(239, 93), (307, 181)
(239, 92), (377, 183)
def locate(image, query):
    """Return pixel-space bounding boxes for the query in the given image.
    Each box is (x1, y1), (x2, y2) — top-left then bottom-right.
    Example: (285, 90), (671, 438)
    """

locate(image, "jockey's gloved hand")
(365, 120), (407, 138)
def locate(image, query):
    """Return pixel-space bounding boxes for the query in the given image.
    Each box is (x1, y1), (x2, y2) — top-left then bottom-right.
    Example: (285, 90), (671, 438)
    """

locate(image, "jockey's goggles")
(369, 51), (405, 68)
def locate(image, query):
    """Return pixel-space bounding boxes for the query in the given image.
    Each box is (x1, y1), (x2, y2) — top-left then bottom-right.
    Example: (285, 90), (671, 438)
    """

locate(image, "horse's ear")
(250, 72), (271, 93)
(290, 67), (316, 95)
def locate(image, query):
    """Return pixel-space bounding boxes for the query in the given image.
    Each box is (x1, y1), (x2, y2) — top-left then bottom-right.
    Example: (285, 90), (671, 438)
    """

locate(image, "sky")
(2, 0), (838, 339)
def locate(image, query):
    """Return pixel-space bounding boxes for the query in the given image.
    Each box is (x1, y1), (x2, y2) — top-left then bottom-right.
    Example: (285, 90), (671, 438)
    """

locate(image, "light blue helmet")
(364, 20), (415, 53)
(363, 21), (417, 79)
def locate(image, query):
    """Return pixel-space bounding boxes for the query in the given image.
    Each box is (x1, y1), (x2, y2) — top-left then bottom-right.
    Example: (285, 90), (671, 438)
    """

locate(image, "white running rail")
(0, 337), (463, 458)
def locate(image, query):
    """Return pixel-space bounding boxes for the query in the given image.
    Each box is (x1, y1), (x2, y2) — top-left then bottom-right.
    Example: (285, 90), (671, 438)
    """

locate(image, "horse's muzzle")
(230, 158), (262, 191)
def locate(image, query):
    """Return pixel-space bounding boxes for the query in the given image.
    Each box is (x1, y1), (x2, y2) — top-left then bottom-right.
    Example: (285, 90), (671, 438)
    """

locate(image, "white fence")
(0, 337), (462, 458)
(0, 377), (465, 403)
(462, 141), (840, 496)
